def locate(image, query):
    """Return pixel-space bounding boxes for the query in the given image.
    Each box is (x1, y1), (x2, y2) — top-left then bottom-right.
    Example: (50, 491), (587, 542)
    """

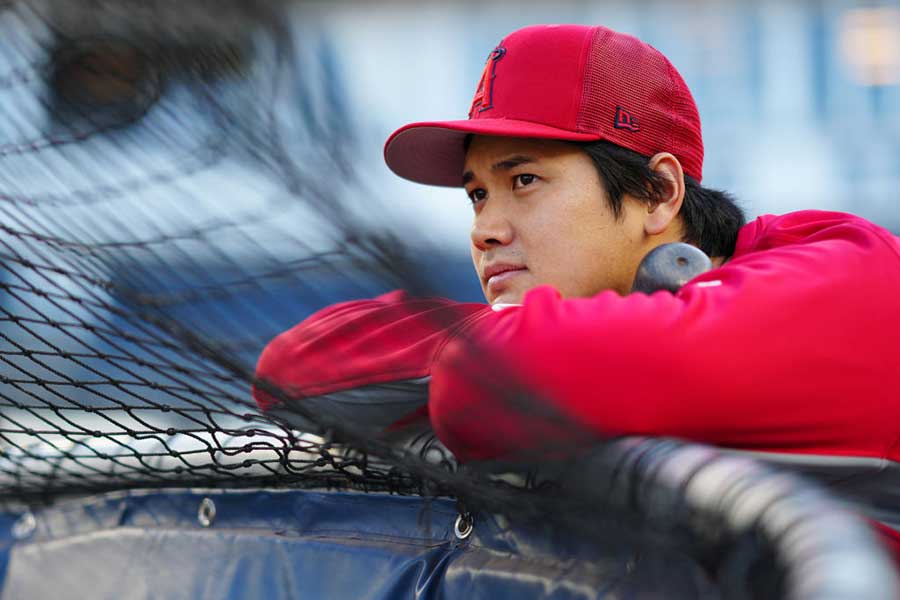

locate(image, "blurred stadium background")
(0, 1), (898, 597)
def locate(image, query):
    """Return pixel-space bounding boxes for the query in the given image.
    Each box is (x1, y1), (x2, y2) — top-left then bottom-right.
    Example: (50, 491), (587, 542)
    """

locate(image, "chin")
(489, 291), (525, 306)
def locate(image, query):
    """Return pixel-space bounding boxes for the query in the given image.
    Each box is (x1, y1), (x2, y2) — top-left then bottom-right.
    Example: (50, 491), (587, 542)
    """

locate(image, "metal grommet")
(12, 511), (36, 540)
(454, 513), (473, 540)
(197, 497), (216, 528)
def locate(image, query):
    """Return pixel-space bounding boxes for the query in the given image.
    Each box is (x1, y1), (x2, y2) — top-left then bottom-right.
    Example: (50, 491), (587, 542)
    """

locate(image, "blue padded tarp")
(0, 488), (714, 599)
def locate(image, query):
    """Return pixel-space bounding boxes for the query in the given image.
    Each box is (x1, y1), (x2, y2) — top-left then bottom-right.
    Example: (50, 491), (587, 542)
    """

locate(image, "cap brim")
(384, 119), (600, 188)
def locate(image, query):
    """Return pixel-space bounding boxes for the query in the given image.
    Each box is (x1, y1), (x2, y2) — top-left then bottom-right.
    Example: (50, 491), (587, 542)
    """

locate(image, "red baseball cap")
(384, 24), (704, 186)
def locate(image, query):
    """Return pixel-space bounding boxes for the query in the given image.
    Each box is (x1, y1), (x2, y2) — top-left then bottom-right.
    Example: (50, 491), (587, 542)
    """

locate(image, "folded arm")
(430, 213), (900, 462)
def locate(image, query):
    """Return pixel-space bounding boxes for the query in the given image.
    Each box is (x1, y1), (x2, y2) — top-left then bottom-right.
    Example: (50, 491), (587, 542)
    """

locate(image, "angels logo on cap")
(384, 24), (704, 188)
(468, 46), (506, 117)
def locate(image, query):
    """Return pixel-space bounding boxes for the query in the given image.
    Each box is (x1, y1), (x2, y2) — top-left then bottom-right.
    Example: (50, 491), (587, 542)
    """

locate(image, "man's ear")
(644, 153), (685, 236)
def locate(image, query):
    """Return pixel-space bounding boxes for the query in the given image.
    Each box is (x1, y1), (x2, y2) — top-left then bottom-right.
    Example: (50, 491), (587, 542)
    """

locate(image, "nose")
(470, 198), (514, 251)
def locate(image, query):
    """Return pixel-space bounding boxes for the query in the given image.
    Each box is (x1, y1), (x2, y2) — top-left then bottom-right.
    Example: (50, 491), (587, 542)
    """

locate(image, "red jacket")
(255, 210), (900, 556)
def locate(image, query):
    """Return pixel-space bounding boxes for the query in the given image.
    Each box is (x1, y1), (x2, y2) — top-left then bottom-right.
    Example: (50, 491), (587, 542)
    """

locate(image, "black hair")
(576, 140), (745, 258)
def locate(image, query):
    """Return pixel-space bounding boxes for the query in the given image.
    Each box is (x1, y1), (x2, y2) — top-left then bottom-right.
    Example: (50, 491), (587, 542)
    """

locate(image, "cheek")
(574, 216), (645, 295)
(520, 215), (595, 282)
(525, 206), (634, 296)
(470, 248), (484, 287)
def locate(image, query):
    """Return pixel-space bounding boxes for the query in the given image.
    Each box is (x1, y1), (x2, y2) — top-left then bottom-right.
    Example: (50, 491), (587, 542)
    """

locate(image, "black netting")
(0, 0), (440, 500)
(2, 3), (896, 598)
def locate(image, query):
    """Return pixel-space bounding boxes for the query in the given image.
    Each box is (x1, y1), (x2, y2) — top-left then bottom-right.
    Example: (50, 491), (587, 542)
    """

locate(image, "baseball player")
(254, 25), (900, 561)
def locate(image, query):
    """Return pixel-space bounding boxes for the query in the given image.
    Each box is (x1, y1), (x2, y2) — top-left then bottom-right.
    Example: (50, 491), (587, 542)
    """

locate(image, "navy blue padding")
(0, 488), (713, 599)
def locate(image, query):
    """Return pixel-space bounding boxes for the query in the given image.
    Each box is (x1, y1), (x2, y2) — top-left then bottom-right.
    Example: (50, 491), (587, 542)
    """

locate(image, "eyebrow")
(461, 154), (537, 186)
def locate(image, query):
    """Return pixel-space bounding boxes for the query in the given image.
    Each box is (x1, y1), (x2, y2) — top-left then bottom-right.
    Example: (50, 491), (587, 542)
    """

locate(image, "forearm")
(430, 238), (900, 462)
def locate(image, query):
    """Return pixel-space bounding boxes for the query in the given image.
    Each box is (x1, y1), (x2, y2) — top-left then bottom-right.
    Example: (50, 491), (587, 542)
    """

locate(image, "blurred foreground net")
(1, 3), (897, 598)
(0, 0), (440, 500)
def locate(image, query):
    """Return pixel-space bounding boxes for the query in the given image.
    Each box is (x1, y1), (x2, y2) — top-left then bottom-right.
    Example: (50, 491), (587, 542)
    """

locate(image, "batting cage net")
(0, 2), (897, 599)
(0, 0), (424, 499)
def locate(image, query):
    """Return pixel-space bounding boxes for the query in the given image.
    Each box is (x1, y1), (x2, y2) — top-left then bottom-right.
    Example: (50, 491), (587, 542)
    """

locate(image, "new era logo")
(614, 106), (641, 132)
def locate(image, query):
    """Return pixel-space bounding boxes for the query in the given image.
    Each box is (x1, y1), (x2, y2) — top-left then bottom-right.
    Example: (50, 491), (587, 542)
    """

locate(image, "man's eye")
(467, 188), (487, 205)
(513, 174), (537, 188)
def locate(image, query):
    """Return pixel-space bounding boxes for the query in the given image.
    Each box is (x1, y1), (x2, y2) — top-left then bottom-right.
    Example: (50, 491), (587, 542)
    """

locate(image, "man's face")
(463, 136), (649, 305)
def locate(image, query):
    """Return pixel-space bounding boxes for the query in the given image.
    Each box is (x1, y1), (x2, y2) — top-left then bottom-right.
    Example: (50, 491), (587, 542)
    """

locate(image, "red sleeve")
(430, 212), (900, 462)
(253, 289), (489, 411)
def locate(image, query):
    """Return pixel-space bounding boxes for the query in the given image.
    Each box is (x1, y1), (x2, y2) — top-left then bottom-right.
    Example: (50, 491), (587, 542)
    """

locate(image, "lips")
(483, 263), (527, 287)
